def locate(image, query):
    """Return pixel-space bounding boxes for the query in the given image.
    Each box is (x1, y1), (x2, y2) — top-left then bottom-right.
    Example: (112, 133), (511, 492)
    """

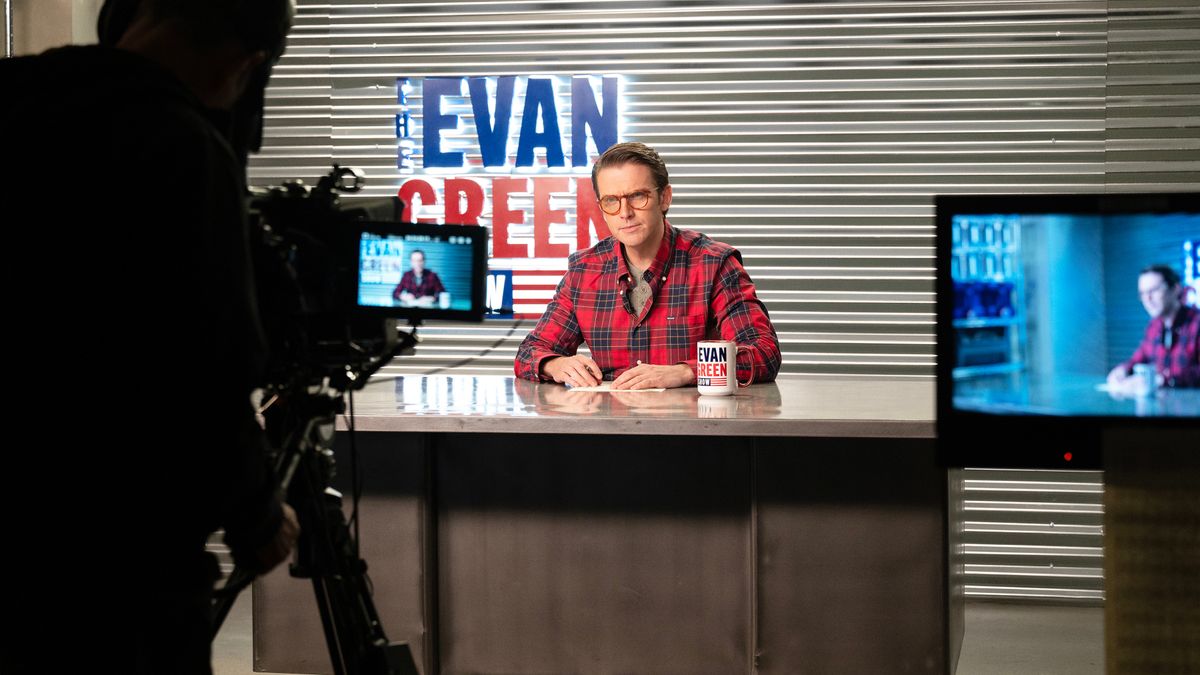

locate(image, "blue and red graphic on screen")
(358, 232), (477, 311)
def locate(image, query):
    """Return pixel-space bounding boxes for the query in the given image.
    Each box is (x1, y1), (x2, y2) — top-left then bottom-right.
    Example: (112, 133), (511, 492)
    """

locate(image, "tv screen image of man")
(1107, 264), (1200, 392)
(514, 142), (781, 390)
(1, 1), (299, 673)
(393, 248), (449, 308)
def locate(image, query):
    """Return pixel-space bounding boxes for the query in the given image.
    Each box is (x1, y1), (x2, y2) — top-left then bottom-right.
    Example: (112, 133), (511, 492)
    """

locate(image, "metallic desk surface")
(338, 374), (935, 438)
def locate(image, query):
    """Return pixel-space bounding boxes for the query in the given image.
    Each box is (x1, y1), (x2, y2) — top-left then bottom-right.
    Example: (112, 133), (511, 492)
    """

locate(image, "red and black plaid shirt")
(392, 269), (445, 301)
(1119, 303), (1200, 387)
(515, 223), (781, 383)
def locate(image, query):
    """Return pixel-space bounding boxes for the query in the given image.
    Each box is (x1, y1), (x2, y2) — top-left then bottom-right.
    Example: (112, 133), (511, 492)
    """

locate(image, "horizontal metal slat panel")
(1104, 1), (1200, 190)
(961, 468), (1105, 602)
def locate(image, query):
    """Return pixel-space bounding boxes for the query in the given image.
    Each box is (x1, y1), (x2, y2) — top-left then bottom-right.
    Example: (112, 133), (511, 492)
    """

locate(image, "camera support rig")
(210, 164), (481, 674)
(211, 328), (420, 675)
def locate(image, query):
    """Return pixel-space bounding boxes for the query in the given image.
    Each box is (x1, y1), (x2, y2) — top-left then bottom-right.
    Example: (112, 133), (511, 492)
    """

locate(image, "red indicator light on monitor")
(1064, 452), (1073, 462)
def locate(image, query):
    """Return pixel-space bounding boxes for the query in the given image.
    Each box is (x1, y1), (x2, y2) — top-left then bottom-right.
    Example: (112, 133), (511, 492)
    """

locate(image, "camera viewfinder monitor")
(354, 221), (488, 322)
(936, 193), (1199, 468)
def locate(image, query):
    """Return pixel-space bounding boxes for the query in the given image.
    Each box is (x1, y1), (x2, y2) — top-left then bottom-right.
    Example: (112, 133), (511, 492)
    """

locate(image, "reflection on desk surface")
(332, 375), (934, 436)
(382, 375), (785, 419)
(955, 372), (1200, 417)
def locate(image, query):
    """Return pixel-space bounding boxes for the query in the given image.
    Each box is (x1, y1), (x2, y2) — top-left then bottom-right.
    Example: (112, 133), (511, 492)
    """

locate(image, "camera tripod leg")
(212, 393), (419, 675)
(295, 478), (419, 675)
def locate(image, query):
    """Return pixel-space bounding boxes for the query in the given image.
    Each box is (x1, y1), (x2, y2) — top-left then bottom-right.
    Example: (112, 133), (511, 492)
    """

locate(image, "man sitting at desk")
(393, 249), (446, 307)
(1107, 264), (1200, 391)
(514, 142), (781, 389)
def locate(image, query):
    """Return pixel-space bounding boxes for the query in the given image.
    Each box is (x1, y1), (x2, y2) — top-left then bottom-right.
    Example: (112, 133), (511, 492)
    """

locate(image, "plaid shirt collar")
(1152, 303), (1195, 338)
(1167, 303), (1195, 329)
(614, 221), (677, 300)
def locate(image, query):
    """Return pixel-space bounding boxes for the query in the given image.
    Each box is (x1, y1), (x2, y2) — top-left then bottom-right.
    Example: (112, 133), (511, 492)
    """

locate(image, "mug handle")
(735, 345), (754, 388)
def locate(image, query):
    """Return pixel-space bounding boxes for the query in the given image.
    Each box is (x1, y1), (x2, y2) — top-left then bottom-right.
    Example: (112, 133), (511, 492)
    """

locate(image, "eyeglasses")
(598, 189), (655, 215)
(1138, 283), (1167, 300)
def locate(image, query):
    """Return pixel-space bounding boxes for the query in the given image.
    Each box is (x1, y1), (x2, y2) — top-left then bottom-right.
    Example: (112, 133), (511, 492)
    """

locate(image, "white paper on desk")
(565, 383), (667, 393)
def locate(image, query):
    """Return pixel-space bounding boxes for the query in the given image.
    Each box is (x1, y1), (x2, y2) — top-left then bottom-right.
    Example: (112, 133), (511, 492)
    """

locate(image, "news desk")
(254, 375), (956, 675)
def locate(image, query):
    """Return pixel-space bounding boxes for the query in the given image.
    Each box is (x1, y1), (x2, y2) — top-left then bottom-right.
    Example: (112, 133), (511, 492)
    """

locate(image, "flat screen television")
(936, 193), (1199, 468)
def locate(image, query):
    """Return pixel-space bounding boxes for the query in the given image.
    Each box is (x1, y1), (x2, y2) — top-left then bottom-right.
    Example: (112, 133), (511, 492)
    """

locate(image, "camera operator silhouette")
(2, 1), (299, 672)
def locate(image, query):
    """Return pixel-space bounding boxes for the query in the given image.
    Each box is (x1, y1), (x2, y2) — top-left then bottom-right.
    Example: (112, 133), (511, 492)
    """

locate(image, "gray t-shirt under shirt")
(625, 257), (653, 317)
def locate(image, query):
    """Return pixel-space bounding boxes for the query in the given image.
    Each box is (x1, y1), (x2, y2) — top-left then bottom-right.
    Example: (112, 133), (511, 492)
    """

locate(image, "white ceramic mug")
(1131, 363), (1157, 398)
(696, 340), (753, 396)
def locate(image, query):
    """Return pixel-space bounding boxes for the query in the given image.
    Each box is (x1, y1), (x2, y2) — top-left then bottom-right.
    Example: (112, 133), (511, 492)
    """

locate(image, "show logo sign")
(395, 75), (623, 318)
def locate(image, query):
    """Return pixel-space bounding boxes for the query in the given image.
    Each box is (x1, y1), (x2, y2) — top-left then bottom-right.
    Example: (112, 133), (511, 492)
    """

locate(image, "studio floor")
(214, 599), (1105, 674)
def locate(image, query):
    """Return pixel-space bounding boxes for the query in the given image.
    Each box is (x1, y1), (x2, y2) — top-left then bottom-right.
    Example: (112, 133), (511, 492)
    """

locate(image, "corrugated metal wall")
(1106, 0), (1200, 191)
(249, 1), (1199, 602)
(964, 468), (1105, 603)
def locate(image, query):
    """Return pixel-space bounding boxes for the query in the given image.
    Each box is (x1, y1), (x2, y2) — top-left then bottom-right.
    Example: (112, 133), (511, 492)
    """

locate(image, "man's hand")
(612, 362), (694, 390)
(1107, 364), (1131, 390)
(255, 502), (299, 574)
(543, 355), (603, 387)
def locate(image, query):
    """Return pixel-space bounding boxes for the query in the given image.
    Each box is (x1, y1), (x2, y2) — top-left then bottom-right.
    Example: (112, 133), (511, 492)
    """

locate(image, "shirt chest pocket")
(663, 312), (710, 350)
